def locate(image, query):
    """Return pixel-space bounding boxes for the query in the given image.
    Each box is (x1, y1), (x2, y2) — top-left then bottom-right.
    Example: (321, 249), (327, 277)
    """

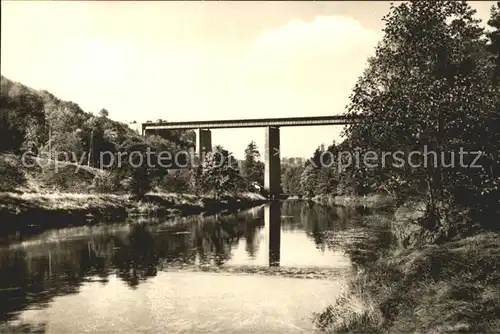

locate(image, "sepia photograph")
(1, 0), (499, 333)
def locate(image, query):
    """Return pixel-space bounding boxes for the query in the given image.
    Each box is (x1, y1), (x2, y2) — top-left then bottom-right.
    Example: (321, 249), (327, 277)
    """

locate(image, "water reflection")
(0, 201), (376, 324)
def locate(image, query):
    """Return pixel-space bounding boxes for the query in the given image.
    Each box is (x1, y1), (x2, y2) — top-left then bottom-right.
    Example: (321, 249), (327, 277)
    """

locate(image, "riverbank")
(315, 212), (500, 332)
(0, 191), (267, 236)
(310, 193), (395, 210)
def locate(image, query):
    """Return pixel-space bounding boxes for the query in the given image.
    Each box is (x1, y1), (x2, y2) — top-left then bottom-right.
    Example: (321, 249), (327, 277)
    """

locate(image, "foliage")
(37, 164), (95, 193)
(200, 146), (244, 198)
(281, 163), (304, 194)
(0, 77), (46, 152)
(99, 108), (109, 118)
(91, 171), (120, 193)
(188, 166), (204, 195)
(0, 74), (250, 199)
(336, 1), (500, 230)
(158, 169), (192, 193)
(128, 167), (150, 198)
(0, 154), (26, 192)
(300, 165), (318, 197)
(113, 137), (160, 198)
(487, 2), (500, 83)
(0, 75), (198, 196)
(295, 142), (342, 197)
(240, 141), (264, 189)
(290, 1), (500, 235)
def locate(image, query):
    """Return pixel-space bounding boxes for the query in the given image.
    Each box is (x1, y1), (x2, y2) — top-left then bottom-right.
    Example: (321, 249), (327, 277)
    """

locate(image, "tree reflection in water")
(0, 201), (381, 323)
(113, 223), (158, 288)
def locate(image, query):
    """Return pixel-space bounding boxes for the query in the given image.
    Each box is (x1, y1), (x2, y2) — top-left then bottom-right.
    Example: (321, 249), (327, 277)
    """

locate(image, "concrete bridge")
(142, 115), (363, 196)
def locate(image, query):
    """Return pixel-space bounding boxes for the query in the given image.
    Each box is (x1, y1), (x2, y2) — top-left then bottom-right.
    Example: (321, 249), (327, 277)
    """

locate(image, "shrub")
(158, 170), (191, 193)
(128, 166), (152, 198)
(36, 162), (94, 193)
(0, 153), (26, 191)
(92, 172), (120, 193)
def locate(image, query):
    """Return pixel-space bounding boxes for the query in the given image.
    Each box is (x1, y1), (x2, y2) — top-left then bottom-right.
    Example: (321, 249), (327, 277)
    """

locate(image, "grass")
(2, 192), (126, 210)
(315, 231), (500, 333)
(1, 152), (102, 194)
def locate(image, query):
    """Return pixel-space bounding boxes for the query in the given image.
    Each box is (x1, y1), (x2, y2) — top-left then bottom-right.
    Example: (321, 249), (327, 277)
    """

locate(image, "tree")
(300, 164), (317, 197)
(0, 77), (46, 152)
(486, 2), (500, 194)
(99, 108), (109, 118)
(201, 145), (243, 198)
(487, 2), (500, 83)
(188, 166), (203, 195)
(114, 139), (152, 198)
(281, 164), (304, 194)
(300, 142), (343, 196)
(114, 135), (174, 198)
(159, 169), (191, 193)
(241, 141), (264, 188)
(343, 1), (499, 229)
(306, 145), (324, 168)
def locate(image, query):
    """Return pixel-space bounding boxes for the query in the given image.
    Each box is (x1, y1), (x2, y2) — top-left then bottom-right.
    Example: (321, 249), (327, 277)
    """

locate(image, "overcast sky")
(1, 1), (495, 158)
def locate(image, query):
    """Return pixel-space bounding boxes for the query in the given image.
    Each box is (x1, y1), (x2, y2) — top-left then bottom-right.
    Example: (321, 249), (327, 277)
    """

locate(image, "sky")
(1, 1), (495, 159)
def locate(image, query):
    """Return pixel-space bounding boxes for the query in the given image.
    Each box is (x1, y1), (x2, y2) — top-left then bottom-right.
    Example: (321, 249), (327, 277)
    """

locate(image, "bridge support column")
(196, 128), (212, 160)
(264, 126), (281, 196)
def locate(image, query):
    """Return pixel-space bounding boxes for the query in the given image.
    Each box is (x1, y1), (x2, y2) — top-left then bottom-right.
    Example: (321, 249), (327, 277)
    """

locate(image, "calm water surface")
(0, 200), (390, 333)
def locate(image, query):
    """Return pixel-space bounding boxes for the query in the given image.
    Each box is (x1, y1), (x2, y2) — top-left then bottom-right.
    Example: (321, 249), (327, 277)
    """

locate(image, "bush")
(36, 162), (95, 193)
(128, 167), (152, 198)
(0, 153), (26, 191)
(92, 172), (120, 193)
(158, 170), (191, 193)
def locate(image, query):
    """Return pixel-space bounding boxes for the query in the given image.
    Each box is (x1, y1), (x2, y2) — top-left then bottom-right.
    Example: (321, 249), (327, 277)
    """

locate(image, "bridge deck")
(142, 115), (362, 130)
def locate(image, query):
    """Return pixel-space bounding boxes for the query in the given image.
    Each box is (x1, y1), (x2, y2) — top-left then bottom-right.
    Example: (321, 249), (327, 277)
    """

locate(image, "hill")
(0, 75), (196, 194)
(0, 75), (195, 155)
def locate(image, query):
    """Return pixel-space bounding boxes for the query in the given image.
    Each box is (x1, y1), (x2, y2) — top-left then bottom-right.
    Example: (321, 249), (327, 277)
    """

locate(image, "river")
(0, 200), (393, 333)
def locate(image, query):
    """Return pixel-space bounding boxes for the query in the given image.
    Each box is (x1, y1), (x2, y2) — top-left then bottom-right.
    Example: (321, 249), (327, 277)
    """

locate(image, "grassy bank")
(315, 229), (500, 333)
(0, 191), (267, 236)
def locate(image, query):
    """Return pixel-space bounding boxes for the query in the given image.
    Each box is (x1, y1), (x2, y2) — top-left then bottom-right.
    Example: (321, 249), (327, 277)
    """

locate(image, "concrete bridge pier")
(264, 126), (281, 197)
(196, 128), (212, 160)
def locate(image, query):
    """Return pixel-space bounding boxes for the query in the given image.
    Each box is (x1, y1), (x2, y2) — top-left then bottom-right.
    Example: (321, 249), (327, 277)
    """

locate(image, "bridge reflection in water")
(266, 201), (281, 267)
